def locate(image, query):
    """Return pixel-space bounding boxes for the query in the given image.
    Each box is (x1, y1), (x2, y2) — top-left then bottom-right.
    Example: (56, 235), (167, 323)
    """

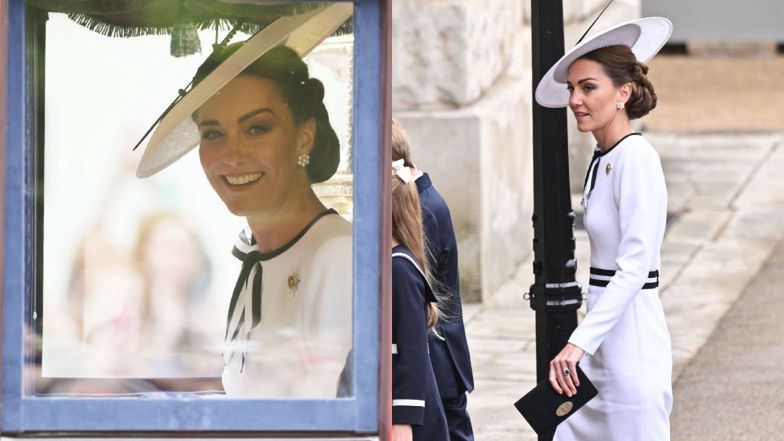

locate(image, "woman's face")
(566, 58), (630, 133)
(141, 217), (201, 284)
(197, 75), (315, 217)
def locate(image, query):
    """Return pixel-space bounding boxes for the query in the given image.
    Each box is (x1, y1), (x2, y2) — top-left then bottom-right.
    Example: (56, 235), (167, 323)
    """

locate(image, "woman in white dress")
(535, 18), (674, 440)
(136, 38), (352, 398)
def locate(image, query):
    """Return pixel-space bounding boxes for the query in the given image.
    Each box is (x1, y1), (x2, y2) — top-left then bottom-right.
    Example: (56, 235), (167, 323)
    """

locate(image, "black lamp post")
(528, 0), (583, 440)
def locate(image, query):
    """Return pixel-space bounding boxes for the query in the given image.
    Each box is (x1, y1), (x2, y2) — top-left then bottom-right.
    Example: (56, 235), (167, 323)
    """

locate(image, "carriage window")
(32, 3), (355, 399)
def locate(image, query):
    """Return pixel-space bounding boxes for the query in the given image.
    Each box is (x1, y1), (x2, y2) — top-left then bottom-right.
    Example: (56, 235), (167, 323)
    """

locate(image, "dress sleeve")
(569, 145), (667, 356)
(392, 257), (430, 425)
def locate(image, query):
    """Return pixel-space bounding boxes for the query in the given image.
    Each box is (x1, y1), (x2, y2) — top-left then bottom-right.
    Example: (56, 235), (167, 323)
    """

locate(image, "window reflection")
(36, 4), (354, 399)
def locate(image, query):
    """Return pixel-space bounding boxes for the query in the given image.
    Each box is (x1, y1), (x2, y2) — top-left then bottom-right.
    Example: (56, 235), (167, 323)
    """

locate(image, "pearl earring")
(297, 154), (311, 168)
(617, 102), (625, 110)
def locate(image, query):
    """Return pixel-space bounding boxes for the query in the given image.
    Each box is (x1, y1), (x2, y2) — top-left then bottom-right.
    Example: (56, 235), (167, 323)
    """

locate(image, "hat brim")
(136, 3), (353, 178)
(534, 17), (672, 109)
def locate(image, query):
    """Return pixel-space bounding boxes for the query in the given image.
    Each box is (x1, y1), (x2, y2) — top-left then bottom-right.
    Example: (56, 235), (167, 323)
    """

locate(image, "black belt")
(589, 267), (660, 289)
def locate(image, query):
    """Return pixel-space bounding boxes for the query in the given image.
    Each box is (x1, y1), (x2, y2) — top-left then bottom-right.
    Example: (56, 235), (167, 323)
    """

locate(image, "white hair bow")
(392, 159), (412, 183)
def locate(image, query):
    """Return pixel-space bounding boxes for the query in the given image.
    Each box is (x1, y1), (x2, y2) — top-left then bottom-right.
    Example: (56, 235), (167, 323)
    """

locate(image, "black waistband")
(589, 267), (660, 289)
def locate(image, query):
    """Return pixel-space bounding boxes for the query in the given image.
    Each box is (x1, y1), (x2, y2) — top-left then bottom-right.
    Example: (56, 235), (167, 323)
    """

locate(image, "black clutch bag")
(514, 365), (598, 436)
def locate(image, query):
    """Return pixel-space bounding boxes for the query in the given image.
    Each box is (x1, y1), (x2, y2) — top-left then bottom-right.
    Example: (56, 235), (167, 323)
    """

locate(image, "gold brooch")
(605, 163), (613, 175)
(287, 271), (300, 296)
(556, 401), (574, 417)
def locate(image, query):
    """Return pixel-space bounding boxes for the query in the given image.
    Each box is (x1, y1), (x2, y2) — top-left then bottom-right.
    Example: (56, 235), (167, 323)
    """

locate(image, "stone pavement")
(670, 238), (784, 441)
(462, 132), (784, 440)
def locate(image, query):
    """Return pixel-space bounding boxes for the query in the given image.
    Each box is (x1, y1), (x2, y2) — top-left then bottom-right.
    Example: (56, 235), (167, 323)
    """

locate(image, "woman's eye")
(583, 84), (595, 92)
(248, 124), (270, 136)
(201, 130), (224, 140)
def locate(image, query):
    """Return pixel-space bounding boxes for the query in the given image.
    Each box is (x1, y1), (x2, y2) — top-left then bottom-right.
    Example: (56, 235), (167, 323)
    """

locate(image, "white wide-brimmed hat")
(535, 17), (672, 109)
(136, 2), (353, 178)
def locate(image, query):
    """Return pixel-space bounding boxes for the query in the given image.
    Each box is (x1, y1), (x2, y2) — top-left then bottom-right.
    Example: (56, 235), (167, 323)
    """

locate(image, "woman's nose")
(221, 134), (249, 165)
(568, 91), (581, 108)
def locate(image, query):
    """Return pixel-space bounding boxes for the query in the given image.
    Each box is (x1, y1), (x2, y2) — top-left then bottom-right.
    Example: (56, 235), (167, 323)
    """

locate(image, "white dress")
(555, 134), (673, 441)
(221, 210), (353, 398)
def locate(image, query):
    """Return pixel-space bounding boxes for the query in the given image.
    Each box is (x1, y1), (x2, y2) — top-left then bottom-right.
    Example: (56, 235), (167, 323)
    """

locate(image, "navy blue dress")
(392, 245), (448, 441)
(416, 173), (475, 440)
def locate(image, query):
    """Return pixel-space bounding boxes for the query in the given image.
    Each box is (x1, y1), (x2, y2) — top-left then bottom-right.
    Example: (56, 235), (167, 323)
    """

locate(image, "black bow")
(225, 247), (263, 370)
(582, 149), (603, 201)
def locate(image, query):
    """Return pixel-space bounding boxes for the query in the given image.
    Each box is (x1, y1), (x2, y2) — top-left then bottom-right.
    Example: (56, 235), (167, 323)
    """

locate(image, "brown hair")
(579, 45), (657, 119)
(391, 172), (440, 329)
(391, 118), (414, 167)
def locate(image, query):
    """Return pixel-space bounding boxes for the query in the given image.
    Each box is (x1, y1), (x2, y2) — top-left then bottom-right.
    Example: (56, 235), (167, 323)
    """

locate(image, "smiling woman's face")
(197, 75), (314, 217)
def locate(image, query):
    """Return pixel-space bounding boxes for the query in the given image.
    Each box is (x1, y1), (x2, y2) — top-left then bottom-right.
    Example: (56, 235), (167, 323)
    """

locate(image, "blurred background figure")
(41, 211), (218, 394)
(82, 211), (212, 370)
(129, 212), (212, 374)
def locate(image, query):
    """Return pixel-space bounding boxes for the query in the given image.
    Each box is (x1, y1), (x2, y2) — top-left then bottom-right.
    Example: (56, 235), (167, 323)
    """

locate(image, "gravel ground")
(642, 55), (784, 133)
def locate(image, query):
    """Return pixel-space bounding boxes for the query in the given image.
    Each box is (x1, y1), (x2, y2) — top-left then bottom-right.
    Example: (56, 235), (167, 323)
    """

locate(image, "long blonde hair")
(392, 172), (440, 329)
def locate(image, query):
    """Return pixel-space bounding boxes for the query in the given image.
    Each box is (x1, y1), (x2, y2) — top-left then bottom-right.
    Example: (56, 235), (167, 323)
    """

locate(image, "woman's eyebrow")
(238, 108), (274, 123)
(566, 77), (598, 87)
(197, 108), (274, 127)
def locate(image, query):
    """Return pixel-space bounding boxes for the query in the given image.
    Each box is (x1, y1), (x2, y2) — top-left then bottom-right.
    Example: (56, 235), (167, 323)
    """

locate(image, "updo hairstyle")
(579, 44), (657, 119)
(193, 44), (340, 183)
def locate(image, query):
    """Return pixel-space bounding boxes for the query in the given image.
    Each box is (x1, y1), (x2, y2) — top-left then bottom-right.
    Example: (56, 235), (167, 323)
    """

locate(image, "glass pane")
(32, 2), (355, 399)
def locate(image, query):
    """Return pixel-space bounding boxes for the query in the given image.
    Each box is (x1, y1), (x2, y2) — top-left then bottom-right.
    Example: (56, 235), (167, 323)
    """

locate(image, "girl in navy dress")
(391, 160), (449, 441)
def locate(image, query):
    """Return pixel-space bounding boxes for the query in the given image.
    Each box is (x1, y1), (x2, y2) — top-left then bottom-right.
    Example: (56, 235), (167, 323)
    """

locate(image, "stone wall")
(393, 0), (522, 110)
(393, 0), (639, 302)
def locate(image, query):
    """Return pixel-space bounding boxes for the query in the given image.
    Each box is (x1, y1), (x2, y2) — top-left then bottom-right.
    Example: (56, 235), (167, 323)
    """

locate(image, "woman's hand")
(549, 343), (586, 397)
(391, 424), (413, 441)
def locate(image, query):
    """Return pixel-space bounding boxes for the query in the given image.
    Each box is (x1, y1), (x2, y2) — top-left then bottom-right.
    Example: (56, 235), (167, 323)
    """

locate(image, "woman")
(535, 18), (674, 440)
(132, 212), (211, 374)
(391, 161), (448, 441)
(138, 42), (352, 398)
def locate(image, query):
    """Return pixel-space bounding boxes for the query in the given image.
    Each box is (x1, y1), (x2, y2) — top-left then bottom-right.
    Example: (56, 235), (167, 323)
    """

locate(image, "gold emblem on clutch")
(287, 271), (300, 296)
(606, 163), (613, 174)
(556, 401), (574, 417)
